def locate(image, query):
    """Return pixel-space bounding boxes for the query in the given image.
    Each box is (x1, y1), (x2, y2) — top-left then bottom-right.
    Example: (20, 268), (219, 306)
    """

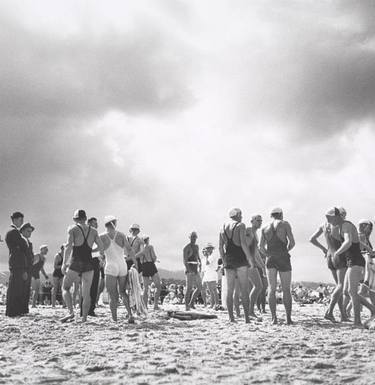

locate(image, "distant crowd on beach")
(2, 206), (375, 327)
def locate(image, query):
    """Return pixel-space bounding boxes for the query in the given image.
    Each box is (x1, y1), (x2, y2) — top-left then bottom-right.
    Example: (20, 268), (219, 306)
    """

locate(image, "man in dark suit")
(5, 211), (28, 317)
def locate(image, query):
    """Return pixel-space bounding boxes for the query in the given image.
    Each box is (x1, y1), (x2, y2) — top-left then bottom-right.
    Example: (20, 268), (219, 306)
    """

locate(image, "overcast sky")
(1, 0), (375, 281)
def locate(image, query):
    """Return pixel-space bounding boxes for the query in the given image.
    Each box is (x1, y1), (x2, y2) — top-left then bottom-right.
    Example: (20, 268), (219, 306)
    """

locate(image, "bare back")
(100, 231), (128, 251)
(263, 220), (289, 243)
(222, 221), (245, 247)
(70, 224), (98, 248)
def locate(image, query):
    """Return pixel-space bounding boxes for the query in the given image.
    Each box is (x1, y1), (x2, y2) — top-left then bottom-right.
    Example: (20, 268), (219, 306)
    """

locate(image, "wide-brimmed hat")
(205, 243), (215, 249)
(104, 215), (117, 225)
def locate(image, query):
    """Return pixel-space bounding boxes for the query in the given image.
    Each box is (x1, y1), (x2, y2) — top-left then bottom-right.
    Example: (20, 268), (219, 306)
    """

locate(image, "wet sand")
(0, 303), (374, 384)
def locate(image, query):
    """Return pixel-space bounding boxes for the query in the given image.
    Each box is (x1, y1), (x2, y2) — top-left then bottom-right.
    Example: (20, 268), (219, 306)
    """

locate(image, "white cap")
(40, 244), (48, 250)
(229, 208), (242, 218)
(104, 215), (117, 225)
(205, 243), (215, 249)
(130, 224), (140, 230)
(251, 214), (262, 221)
(270, 207), (283, 215)
(359, 219), (372, 225)
(325, 207), (339, 216)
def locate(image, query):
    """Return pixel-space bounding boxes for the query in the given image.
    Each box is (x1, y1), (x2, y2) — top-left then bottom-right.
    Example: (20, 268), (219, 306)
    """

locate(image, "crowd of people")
(3, 206), (375, 327)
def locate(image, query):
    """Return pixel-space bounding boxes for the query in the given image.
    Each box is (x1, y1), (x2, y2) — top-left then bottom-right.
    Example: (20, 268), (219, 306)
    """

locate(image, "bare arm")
(150, 245), (157, 262)
(309, 226), (327, 255)
(53, 254), (60, 270)
(239, 223), (255, 268)
(359, 233), (372, 253)
(285, 222), (295, 251)
(41, 259), (48, 278)
(122, 234), (135, 261)
(183, 246), (190, 271)
(62, 228), (74, 274)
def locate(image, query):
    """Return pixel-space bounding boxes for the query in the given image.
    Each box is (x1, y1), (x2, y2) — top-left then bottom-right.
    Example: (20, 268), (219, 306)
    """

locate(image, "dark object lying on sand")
(167, 310), (218, 320)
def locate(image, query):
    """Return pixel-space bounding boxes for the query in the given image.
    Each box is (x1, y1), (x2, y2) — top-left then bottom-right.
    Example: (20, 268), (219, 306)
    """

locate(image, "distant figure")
(52, 245), (65, 307)
(5, 212), (28, 317)
(260, 207), (295, 325)
(20, 222), (35, 314)
(202, 243), (219, 309)
(31, 245), (49, 307)
(220, 208), (254, 323)
(61, 209), (104, 323)
(183, 232), (206, 310)
(246, 214), (266, 318)
(127, 224), (144, 271)
(136, 236), (162, 310)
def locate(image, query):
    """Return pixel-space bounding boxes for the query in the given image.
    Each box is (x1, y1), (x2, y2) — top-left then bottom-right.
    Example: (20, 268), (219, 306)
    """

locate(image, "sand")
(0, 303), (374, 385)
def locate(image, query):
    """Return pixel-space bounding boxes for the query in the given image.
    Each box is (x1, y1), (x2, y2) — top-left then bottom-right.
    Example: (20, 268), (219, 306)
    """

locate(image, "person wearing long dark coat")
(5, 211), (27, 317)
(20, 224), (35, 314)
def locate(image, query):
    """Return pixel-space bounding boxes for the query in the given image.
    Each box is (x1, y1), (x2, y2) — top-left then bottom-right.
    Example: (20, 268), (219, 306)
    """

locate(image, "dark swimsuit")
(52, 253), (64, 278)
(340, 221), (365, 268)
(223, 223), (248, 269)
(69, 225), (94, 273)
(140, 246), (158, 277)
(186, 244), (200, 274)
(126, 237), (143, 272)
(265, 222), (292, 272)
(31, 257), (45, 280)
(324, 224), (347, 270)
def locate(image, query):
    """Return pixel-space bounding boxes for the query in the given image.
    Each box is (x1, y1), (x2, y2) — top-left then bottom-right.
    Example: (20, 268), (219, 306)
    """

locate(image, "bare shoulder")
(282, 221), (292, 229)
(67, 224), (76, 233)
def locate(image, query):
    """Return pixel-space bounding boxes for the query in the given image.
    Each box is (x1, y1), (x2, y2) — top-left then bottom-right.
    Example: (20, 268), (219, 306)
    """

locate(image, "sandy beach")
(0, 303), (374, 385)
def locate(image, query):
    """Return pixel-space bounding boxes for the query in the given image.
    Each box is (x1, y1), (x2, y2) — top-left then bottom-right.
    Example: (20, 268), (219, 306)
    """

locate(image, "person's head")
(270, 207), (283, 220)
(229, 208), (242, 222)
(88, 217), (98, 229)
(11, 211), (24, 228)
(359, 219), (373, 236)
(130, 224), (140, 236)
(73, 209), (87, 224)
(143, 235), (150, 245)
(325, 207), (343, 226)
(251, 214), (263, 229)
(40, 244), (48, 255)
(19, 222), (34, 239)
(338, 207), (347, 219)
(104, 215), (117, 230)
(189, 231), (198, 244)
(205, 243), (215, 255)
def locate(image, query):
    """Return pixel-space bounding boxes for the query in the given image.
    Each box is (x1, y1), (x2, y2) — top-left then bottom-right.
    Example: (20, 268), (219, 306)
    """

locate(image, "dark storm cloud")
(0, 13), (193, 120)
(233, 0), (375, 141)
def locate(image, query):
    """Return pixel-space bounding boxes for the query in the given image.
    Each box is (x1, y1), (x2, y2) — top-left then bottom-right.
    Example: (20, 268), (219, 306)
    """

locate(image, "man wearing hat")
(61, 209), (104, 322)
(219, 208), (254, 323)
(5, 211), (27, 317)
(127, 224), (144, 272)
(201, 243), (219, 309)
(260, 207), (295, 325)
(183, 231), (205, 310)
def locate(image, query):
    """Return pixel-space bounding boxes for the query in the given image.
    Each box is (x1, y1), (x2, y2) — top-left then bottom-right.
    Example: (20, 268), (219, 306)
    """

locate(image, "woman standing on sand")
(310, 207), (348, 322)
(135, 236), (161, 310)
(100, 216), (135, 322)
(201, 243), (219, 309)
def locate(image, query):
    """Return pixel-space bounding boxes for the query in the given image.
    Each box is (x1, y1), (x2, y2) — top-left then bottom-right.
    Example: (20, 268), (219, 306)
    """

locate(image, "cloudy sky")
(1, 0), (375, 281)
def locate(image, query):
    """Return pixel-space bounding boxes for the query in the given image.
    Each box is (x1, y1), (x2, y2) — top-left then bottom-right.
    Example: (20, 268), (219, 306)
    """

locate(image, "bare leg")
(342, 273), (351, 316)
(189, 274), (205, 307)
(279, 271), (293, 324)
(185, 273), (194, 310)
(123, 275), (134, 322)
(237, 266), (250, 323)
(225, 269), (236, 322)
(142, 276), (151, 308)
(152, 273), (161, 310)
(62, 270), (80, 319)
(207, 281), (218, 308)
(32, 278), (40, 307)
(266, 268), (278, 324)
(202, 283), (208, 306)
(81, 270), (94, 322)
(234, 279), (241, 317)
(106, 275), (119, 321)
(248, 267), (263, 317)
(326, 268), (347, 321)
(51, 277), (60, 308)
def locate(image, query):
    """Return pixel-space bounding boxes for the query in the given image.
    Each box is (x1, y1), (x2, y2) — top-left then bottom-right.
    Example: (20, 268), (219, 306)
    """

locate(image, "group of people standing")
(5, 210), (162, 323)
(310, 207), (375, 326)
(183, 207), (295, 325)
(4, 205), (375, 328)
